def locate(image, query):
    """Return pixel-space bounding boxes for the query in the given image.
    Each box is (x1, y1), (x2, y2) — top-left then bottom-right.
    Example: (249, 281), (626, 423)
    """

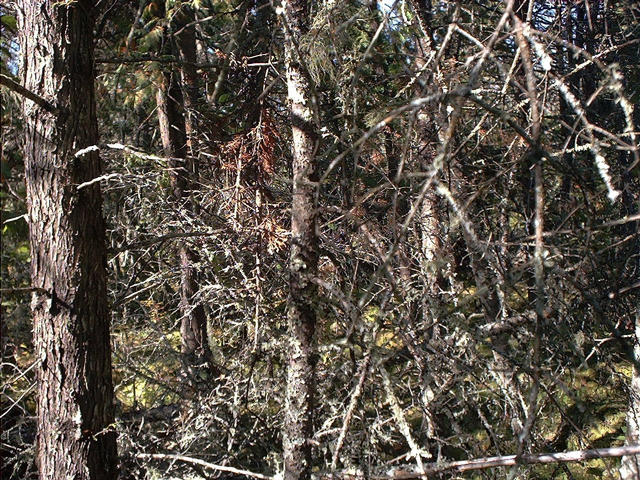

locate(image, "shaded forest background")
(1, 0), (639, 479)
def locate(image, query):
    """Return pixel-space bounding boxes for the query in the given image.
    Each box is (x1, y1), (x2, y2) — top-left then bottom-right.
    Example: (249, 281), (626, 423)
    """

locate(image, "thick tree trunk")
(17, 1), (118, 478)
(281, 1), (318, 479)
(155, 66), (212, 374)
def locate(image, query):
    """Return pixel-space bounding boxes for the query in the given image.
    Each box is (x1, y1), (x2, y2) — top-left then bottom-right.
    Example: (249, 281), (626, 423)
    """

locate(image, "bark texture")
(621, 311), (640, 479)
(408, 0), (444, 321)
(17, 1), (118, 478)
(281, 1), (318, 479)
(620, 156), (640, 479)
(156, 66), (212, 372)
(174, 4), (201, 153)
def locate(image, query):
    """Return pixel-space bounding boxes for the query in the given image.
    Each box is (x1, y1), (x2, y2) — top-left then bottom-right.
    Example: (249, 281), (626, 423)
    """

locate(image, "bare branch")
(324, 445), (640, 478)
(136, 453), (274, 480)
(0, 73), (56, 113)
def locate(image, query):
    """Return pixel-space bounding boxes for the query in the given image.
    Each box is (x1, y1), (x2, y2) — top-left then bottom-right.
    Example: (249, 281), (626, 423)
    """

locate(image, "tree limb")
(0, 73), (56, 113)
(136, 453), (274, 480)
(352, 445), (640, 478)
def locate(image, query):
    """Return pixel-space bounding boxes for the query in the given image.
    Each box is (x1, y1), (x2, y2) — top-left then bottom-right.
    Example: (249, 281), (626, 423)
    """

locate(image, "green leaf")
(0, 15), (17, 33)
(1, 159), (11, 179)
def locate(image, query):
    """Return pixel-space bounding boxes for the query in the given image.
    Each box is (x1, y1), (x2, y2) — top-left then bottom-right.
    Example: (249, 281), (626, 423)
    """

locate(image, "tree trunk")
(407, 0), (445, 326)
(155, 64), (212, 376)
(156, 3), (213, 376)
(17, 1), (118, 478)
(619, 139), (640, 480)
(174, 3), (201, 154)
(621, 311), (640, 479)
(281, 1), (318, 479)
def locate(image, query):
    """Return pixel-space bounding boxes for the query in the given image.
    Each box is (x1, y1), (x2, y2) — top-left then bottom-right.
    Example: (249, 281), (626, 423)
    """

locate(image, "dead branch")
(0, 73), (56, 113)
(336, 444), (640, 478)
(136, 453), (273, 480)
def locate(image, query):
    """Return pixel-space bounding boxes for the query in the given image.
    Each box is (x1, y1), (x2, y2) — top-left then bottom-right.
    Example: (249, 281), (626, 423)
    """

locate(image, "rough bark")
(281, 1), (318, 479)
(161, 3), (213, 374)
(393, 1), (443, 455)
(17, 1), (118, 478)
(407, 0), (445, 324)
(620, 139), (640, 480)
(173, 4), (201, 153)
(155, 65), (212, 374)
(621, 309), (640, 479)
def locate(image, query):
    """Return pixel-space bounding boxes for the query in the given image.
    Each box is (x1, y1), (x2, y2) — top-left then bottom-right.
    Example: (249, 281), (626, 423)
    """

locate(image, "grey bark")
(619, 139), (640, 480)
(281, 1), (319, 479)
(621, 311), (640, 479)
